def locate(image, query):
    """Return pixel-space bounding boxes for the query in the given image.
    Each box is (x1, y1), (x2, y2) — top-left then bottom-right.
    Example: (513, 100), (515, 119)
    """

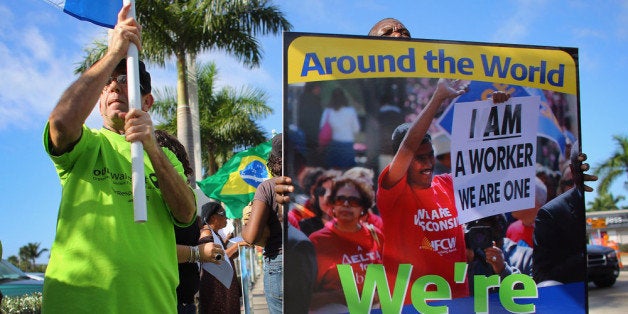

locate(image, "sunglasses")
(105, 74), (148, 94)
(106, 74), (128, 86)
(333, 195), (362, 207)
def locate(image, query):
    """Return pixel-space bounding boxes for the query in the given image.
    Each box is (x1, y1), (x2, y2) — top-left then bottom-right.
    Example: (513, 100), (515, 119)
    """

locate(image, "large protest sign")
(283, 32), (583, 313)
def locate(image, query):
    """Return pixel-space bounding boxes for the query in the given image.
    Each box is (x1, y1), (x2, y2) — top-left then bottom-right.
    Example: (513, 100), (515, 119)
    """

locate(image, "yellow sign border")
(286, 34), (577, 94)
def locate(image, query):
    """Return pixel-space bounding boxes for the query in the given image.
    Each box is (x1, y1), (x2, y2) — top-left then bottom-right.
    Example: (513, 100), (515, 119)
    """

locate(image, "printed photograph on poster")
(283, 32), (584, 313)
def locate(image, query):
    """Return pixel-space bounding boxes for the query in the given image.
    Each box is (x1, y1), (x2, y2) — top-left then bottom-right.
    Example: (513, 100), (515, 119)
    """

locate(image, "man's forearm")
(404, 93), (446, 151)
(48, 54), (119, 154)
(148, 146), (196, 223)
(383, 92), (447, 189)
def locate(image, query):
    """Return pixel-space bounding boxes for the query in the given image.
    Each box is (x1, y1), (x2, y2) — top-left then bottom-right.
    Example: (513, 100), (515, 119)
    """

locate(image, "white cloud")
(0, 38), (75, 130)
(197, 52), (276, 92)
(24, 27), (53, 61)
(489, 0), (543, 43)
(0, 3), (105, 131)
(0, 98), (28, 128)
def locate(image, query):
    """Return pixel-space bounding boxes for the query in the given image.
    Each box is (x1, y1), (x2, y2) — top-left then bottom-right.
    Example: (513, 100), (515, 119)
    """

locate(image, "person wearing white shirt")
(321, 87), (360, 169)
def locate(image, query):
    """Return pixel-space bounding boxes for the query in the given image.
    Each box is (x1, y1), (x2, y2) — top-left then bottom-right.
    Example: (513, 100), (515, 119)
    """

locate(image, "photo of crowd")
(283, 73), (585, 312)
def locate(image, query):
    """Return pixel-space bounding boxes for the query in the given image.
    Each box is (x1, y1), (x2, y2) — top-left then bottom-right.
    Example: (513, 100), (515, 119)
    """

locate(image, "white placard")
(451, 96), (540, 224)
(201, 229), (234, 288)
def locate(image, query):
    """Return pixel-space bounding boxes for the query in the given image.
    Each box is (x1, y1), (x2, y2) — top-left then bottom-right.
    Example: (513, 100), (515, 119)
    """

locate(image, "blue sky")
(1, 0), (627, 262)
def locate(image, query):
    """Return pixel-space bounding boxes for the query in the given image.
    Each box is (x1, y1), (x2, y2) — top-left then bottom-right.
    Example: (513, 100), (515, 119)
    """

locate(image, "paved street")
(589, 268), (628, 313)
(248, 270), (269, 314)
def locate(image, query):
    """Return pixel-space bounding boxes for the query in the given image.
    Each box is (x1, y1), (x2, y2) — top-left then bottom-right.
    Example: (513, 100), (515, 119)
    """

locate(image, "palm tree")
(18, 243), (48, 271)
(587, 192), (626, 211)
(593, 135), (628, 194)
(75, 0), (291, 176)
(152, 62), (271, 177)
(7, 255), (20, 267)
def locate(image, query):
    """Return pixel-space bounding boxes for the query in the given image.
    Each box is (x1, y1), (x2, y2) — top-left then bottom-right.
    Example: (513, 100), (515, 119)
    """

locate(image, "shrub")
(0, 292), (42, 314)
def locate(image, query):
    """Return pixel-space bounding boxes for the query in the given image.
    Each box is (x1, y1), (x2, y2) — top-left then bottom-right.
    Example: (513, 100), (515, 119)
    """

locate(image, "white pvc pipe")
(123, 0), (147, 223)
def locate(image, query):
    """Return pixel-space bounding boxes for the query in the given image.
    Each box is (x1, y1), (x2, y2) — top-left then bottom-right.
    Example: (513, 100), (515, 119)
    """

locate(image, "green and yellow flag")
(197, 140), (272, 218)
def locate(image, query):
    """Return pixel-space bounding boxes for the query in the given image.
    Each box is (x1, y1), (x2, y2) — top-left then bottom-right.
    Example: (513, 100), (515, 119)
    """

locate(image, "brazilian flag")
(197, 140), (272, 218)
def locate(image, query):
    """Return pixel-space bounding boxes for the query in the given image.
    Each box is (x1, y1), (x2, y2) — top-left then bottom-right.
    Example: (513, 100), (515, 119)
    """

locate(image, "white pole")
(123, 0), (147, 223)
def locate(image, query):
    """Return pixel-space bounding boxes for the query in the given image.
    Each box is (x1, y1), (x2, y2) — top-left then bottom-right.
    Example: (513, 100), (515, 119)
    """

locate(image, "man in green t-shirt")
(42, 4), (206, 312)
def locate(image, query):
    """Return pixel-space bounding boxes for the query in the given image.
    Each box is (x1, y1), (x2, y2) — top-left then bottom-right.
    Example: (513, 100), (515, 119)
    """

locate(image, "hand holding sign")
(569, 147), (598, 192)
(490, 91), (511, 103)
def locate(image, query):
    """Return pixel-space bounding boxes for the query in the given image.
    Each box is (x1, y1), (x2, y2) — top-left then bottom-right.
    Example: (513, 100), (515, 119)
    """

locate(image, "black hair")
(267, 154), (282, 177)
(301, 167), (325, 196)
(310, 169), (342, 216)
(154, 130), (194, 184)
(391, 123), (431, 153)
(201, 201), (223, 224)
(267, 134), (283, 177)
(329, 87), (348, 110)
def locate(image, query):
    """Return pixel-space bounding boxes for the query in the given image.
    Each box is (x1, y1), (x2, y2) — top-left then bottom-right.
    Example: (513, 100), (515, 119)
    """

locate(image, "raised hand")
(432, 78), (469, 102)
(108, 3), (142, 59)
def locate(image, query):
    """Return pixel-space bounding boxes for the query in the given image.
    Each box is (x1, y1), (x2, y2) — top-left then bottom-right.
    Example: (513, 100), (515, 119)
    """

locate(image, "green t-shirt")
(42, 125), (192, 313)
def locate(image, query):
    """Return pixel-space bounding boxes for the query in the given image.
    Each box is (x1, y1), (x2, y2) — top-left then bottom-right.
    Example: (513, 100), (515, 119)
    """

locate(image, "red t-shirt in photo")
(364, 211), (384, 231)
(309, 222), (384, 293)
(506, 219), (534, 248)
(377, 167), (469, 301)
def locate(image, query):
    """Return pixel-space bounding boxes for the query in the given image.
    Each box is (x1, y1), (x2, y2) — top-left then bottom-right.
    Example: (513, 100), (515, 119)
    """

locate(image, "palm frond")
(593, 134), (628, 194)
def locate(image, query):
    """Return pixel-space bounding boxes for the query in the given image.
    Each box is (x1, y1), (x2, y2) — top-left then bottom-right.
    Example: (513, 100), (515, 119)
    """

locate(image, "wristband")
(190, 245), (200, 263)
(193, 245), (200, 263)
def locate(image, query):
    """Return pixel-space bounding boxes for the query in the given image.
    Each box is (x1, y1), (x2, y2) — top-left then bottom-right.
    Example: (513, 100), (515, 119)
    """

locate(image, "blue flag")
(46, 0), (122, 28)
(438, 81), (566, 155)
(526, 88), (568, 155)
(439, 81), (530, 135)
